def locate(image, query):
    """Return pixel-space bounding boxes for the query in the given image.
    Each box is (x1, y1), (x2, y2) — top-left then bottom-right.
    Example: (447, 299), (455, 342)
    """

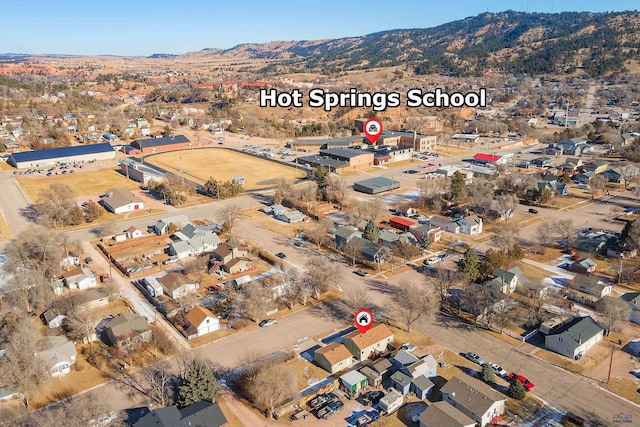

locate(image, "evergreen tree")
(177, 359), (221, 407)
(481, 364), (495, 384)
(418, 234), (432, 251)
(508, 379), (526, 400)
(311, 167), (330, 201)
(458, 248), (481, 282)
(450, 171), (466, 203)
(363, 220), (379, 243)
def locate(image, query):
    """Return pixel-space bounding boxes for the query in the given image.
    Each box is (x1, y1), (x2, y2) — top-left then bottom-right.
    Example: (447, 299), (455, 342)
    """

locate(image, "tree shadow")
(19, 205), (38, 223)
(309, 299), (352, 323)
(364, 279), (396, 295)
(434, 311), (480, 331)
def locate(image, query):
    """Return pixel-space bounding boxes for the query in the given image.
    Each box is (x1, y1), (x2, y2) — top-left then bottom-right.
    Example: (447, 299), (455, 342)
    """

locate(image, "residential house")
(582, 160), (609, 174)
(429, 216), (461, 234)
(412, 375), (435, 400)
(622, 293), (640, 324)
(343, 323), (393, 361)
(100, 188), (144, 214)
(339, 370), (368, 397)
(134, 400), (228, 427)
(535, 179), (568, 196)
(530, 157), (552, 167)
(574, 229), (620, 254)
(409, 224), (443, 243)
(571, 258), (596, 274)
(62, 266), (97, 290)
(379, 389), (403, 415)
(185, 306), (220, 338)
(569, 274), (612, 299)
(104, 313), (152, 350)
(169, 232), (220, 259)
(491, 268), (519, 293)
(263, 204), (286, 216)
(351, 237), (392, 264)
(158, 272), (198, 299)
(126, 226), (143, 239)
(35, 336), (77, 378)
(404, 354), (438, 380)
(391, 349), (419, 369)
(314, 342), (354, 374)
(457, 215), (483, 235)
(378, 229), (401, 246)
(153, 215), (190, 235)
(441, 376), (506, 427)
(390, 370), (413, 395)
(68, 287), (111, 312)
(603, 165), (640, 184)
(334, 226), (361, 246)
(359, 366), (382, 387)
(544, 316), (604, 359)
(275, 209), (305, 223)
(419, 401), (476, 427)
(550, 138), (591, 156)
(371, 358), (392, 378)
(222, 257), (254, 275)
(211, 243), (248, 264)
(40, 309), (66, 328)
(0, 386), (25, 403)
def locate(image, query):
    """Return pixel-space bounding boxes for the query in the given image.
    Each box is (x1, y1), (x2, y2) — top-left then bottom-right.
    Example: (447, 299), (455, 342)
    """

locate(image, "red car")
(507, 373), (535, 391)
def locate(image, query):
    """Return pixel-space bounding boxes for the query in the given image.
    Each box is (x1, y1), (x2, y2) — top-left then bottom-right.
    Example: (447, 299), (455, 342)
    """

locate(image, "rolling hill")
(195, 10), (640, 76)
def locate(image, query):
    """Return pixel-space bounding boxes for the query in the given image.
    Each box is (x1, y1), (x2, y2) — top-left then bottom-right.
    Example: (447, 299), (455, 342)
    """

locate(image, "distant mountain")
(148, 53), (177, 59)
(197, 10), (640, 76)
(0, 53), (32, 61)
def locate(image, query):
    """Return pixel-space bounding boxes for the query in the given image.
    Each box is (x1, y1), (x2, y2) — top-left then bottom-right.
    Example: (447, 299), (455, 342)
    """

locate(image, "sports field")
(17, 167), (139, 200)
(146, 148), (306, 190)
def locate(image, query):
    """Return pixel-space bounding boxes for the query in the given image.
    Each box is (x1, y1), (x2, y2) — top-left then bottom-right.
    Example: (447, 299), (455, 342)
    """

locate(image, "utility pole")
(618, 254), (623, 285)
(607, 341), (616, 383)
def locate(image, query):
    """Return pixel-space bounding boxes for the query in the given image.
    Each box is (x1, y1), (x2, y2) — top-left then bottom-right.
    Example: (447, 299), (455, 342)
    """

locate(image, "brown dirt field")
(17, 167), (139, 200)
(603, 377), (640, 405)
(145, 148), (306, 190)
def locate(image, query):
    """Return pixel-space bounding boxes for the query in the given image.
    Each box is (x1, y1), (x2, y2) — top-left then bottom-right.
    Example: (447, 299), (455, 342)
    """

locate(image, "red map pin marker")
(354, 308), (373, 334)
(363, 118), (383, 144)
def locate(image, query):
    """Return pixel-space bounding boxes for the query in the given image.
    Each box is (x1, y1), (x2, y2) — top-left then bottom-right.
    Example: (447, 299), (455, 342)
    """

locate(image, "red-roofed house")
(473, 153), (506, 165)
(389, 216), (416, 231)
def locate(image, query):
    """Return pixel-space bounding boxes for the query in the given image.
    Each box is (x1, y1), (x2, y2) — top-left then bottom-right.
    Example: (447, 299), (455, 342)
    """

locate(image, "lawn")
(0, 213), (12, 242)
(17, 167), (138, 200)
(146, 148), (307, 190)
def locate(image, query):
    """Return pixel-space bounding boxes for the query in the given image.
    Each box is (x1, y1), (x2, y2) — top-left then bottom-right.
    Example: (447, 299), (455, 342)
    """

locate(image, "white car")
(423, 257), (439, 266)
(400, 343), (417, 352)
(489, 363), (508, 377)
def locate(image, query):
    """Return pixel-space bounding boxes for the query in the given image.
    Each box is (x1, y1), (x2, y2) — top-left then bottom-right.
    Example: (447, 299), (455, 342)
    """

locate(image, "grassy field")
(0, 213), (12, 242)
(146, 148), (306, 190)
(17, 167), (138, 200)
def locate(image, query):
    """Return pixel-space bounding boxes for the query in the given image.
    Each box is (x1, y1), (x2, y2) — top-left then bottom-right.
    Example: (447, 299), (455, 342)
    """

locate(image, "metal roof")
(10, 142), (114, 162)
(132, 135), (189, 148)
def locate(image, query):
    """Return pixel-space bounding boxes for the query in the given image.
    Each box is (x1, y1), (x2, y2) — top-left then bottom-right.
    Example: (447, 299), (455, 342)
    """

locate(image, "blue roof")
(10, 142), (115, 163)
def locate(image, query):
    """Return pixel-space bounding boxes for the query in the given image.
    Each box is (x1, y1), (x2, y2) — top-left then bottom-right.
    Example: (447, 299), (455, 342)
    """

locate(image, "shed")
(359, 366), (382, 387)
(412, 376), (434, 400)
(389, 216), (416, 231)
(339, 370), (367, 397)
(379, 389), (403, 415)
(391, 371), (412, 396)
(353, 177), (401, 194)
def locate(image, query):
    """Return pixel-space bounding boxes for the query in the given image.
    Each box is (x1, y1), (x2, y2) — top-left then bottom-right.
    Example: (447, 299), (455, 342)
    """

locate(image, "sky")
(2, 1), (638, 56)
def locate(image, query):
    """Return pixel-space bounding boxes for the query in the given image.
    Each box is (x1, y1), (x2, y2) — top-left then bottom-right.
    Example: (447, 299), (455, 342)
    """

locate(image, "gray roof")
(340, 370), (367, 386)
(36, 337), (76, 371)
(575, 258), (596, 269)
(100, 188), (143, 209)
(372, 358), (392, 374)
(391, 370), (412, 387)
(493, 268), (517, 283)
(378, 229), (400, 244)
(419, 401), (476, 427)
(404, 355), (437, 378)
(354, 176), (400, 190)
(106, 313), (150, 339)
(170, 240), (192, 254)
(296, 155), (348, 169)
(547, 316), (604, 348)
(320, 148), (369, 159)
(134, 400), (227, 427)
(412, 375), (434, 391)
(335, 226), (359, 240)
(441, 376), (506, 416)
(132, 134), (189, 149)
(393, 349), (419, 367)
(155, 215), (190, 231)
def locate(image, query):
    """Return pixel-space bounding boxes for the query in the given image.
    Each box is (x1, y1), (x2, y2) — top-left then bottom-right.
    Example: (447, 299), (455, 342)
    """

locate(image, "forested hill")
(203, 10), (640, 76)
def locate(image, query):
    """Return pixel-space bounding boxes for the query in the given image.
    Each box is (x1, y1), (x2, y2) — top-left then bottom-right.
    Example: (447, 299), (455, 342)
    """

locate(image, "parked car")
(259, 318), (277, 327)
(327, 400), (344, 413)
(423, 257), (439, 265)
(528, 208), (539, 214)
(275, 252), (287, 259)
(400, 343), (417, 352)
(507, 373), (535, 391)
(489, 363), (508, 377)
(464, 352), (485, 365)
(362, 390), (384, 406)
(354, 269), (368, 277)
(163, 257), (179, 265)
(309, 394), (330, 410)
(84, 257), (93, 264)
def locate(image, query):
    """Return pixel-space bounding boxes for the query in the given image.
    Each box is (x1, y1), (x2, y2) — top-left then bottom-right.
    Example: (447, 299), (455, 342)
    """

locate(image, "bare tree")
(305, 256), (339, 299)
(63, 310), (99, 344)
(363, 198), (384, 222)
(588, 174), (608, 199)
(238, 286), (273, 323)
(306, 218), (333, 249)
(273, 179), (293, 205)
(270, 263), (302, 309)
(429, 268), (463, 303)
(27, 390), (113, 427)
(494, 222), (520, 251)
(218, 204), (242, 233)
(393, 238), (420, 266)
(596, 296), (631, 333)
(392, 281), (431, 332)
(467, 180), (495, 213)
(343, 237), (364, 266)
(33, 182), (77, 227)
(495, 194), (518, 222)
(345, 288), (373, 311)
(494, 297), (517, 333)
(551, 219), (575, 247)
(325, 176), (347, 204)
(98, 219), (119, 238)
(114, 360), (175, 407)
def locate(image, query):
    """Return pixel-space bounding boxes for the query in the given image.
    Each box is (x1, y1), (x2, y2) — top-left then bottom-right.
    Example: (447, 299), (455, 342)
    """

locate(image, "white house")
(142, 277), (164, 297)
(35, 336), (77, 378)
(185, 306), (220, 337)
(126, 226), (143, 239)
(158, 272), (198, 299)
(62, 266), (97, 290)
(429, 216), (461, 233)
(456, 215), (483, 235)
(100, 188), (144, 214)
(276, 209), (305, 223)
(544, 316), (604, 360)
